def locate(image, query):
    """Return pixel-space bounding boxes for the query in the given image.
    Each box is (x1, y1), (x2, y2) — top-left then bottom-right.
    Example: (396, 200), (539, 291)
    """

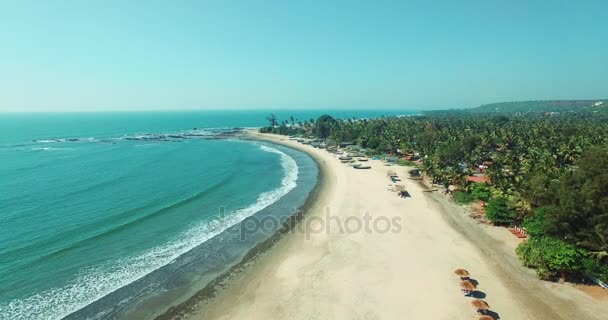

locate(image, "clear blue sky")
(1, 0), (607, 112)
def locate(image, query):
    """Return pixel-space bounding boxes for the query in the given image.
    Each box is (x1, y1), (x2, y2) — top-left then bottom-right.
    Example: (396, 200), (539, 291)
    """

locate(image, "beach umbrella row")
(454, 268), (475, 296)
(454, 268), (495, 319)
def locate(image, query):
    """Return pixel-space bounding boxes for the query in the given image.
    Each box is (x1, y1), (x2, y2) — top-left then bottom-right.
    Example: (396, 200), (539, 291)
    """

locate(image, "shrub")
(470, 183), (491, 201)
(522, 207), (550, 238)
(485, 197), (516, 225)
(454, 191), (474, 204)
(259, 126), (273, 133)
(582, 257), (608, 283)
(516, 237), (583, 280)
(396, 159), (417, 167)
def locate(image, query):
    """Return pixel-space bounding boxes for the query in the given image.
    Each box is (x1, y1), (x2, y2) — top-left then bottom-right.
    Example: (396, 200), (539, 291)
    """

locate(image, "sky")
(0, 0), (607, 112)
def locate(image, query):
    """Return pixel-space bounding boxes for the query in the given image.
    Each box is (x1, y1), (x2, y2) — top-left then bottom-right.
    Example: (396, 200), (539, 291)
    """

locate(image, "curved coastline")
(53, 138), (319, 320)
(51, 130), (606, 320)
(154, 132), (329, 319)
(176, 132), (608, 320)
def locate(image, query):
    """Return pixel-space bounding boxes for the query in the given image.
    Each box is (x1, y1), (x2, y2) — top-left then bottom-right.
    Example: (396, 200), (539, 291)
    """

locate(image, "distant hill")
(468, 100), (608, 113)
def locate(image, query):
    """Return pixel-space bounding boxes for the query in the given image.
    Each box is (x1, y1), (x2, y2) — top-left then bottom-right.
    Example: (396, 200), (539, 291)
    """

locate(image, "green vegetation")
(260, 109), (608, 283)
(516, 237), (584, 280)
(313, 115), (338, 138)
(454, 184), (490, 204)
(470, 183), (491, 202)
(396, 158), (417, 167)
(469, 100), (607, 113)
(454, 191), (474, 204)
(259, 113), (315, 136)
(522, 207), (550, 238)
(485, 197), (516, 226)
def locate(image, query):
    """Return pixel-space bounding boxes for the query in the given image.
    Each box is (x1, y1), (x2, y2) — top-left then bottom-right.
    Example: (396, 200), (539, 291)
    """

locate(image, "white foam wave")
(0, 144), (298, 320)
(31, 147), (71, 151)
(29, 128), (232, 147)
(134, 144), (159, 148)
(34, 140), (59, 143)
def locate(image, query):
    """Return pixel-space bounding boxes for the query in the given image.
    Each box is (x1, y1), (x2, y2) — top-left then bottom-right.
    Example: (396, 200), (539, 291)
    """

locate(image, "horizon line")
(2, 98), (606, 114)
(0, 106), (464, 114)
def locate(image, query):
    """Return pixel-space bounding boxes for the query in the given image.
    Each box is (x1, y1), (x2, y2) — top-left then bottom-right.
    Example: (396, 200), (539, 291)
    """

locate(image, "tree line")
(260, 112), (608, 283)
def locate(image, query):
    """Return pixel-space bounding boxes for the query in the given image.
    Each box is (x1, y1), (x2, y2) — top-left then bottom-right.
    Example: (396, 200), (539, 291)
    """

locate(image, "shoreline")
(155, 132), (330, 319)
(61, 135), (320, 320)
(173, 132), (608, 320)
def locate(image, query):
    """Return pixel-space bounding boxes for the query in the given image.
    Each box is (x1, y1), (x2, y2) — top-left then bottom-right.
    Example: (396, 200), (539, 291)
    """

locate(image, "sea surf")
(0, 112), (325, 319)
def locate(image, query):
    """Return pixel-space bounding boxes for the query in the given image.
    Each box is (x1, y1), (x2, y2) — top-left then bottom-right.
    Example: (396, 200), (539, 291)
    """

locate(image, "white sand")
(184, 132), (608, 320)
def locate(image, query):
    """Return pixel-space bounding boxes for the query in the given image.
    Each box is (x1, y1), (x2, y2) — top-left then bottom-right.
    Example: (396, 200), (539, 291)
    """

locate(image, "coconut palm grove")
(260, 100), (608, 284)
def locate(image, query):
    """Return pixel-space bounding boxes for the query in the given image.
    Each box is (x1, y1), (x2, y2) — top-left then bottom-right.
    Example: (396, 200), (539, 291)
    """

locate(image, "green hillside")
(469, 100), (608, 113)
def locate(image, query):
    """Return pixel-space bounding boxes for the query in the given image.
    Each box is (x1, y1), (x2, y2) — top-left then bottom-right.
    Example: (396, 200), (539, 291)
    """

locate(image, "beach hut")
(471, 300), (490, 314)
(460, 281), (476, 295)
(454, 268), (470, 280)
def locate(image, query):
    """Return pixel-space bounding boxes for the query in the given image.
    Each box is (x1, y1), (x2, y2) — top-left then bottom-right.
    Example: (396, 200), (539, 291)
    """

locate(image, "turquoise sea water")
(0, 110), (413, 319)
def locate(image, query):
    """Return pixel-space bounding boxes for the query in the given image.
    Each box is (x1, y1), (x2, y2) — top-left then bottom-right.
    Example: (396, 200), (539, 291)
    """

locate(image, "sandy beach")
(178, 132), (608, 320)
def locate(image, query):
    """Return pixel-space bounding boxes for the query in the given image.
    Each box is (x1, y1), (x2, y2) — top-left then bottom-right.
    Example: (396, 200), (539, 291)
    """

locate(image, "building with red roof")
(467, 175), (490, 183)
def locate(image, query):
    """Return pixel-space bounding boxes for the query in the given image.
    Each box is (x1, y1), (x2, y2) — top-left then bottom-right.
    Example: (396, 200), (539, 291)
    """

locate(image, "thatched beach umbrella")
(471, 299), (490, 311)
(395, 185), (405, 192)
(460, 281), (476, 291)
(454, 268), (470, 277)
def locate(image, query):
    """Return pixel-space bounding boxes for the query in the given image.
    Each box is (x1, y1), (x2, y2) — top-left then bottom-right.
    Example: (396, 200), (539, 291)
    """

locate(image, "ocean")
(0, 110), (414, 319)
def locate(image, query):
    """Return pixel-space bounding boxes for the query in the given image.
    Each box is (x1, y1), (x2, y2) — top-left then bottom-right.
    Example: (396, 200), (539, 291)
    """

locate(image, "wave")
(0, 144), (26, 149)
(33, 138), (96, 143)
(31, 147), (72, 151)
(2, 169), (240, 267)
(4, 128), (240, 150)
(0, 144), (298, 320)
(26, 128), (234, 146)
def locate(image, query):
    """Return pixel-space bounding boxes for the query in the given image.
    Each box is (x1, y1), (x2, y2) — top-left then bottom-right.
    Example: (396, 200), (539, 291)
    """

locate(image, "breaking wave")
(0, 144), (298, 320)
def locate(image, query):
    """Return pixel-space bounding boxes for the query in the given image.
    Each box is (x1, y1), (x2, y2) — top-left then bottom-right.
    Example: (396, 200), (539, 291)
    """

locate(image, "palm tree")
(266, 113), (278, 127)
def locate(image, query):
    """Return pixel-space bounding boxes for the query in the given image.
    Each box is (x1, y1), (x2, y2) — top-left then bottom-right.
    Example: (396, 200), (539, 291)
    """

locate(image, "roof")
(467, 175), (490, 183)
